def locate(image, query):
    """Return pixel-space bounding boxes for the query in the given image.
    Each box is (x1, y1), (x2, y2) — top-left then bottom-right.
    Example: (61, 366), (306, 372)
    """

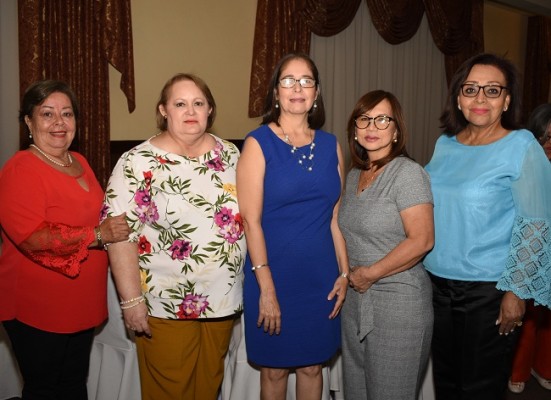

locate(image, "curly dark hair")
(19, 80), (79, 147)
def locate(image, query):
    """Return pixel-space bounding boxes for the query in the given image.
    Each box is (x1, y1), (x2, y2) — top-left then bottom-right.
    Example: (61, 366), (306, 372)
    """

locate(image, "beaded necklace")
(281, 127), (316, 172)
(30, 144), (73, 167)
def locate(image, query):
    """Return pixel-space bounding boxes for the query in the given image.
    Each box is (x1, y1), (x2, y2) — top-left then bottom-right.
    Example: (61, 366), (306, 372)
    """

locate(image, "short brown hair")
(155, 73), (217, 131)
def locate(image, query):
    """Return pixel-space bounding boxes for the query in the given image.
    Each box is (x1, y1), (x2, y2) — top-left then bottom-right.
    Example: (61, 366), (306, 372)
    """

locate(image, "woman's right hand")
(100, 213), (130, 244)
(258, 289), (281, 335)
(122, 302), (151, 337)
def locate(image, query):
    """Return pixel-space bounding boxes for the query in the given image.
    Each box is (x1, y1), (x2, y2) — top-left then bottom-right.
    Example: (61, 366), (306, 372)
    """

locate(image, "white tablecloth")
(0, 325), (22, 400)
(1, 282), (435, 400)
(87, 272), (141, 400)
(0, 272), (141, 400)
(220, 315), (435, 400)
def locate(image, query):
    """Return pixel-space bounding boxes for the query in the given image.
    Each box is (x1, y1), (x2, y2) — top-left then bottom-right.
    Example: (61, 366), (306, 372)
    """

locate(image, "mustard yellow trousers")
(135, 316), (235, 400)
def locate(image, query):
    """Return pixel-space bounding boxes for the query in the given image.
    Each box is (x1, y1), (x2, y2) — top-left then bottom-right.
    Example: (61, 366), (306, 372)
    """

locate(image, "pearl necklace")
(30, 144), (73, 167)
(282, 127), (316, 172)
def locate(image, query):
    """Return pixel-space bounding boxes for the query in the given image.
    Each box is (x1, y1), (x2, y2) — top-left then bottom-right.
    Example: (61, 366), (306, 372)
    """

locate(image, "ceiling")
(491, 0), (551, 16)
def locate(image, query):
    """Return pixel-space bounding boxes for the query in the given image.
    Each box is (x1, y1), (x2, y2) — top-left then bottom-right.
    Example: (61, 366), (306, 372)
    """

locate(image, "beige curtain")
(248, 0), (483, 118)
(310, 3), (448, 166)
(18, 0), (135, 188)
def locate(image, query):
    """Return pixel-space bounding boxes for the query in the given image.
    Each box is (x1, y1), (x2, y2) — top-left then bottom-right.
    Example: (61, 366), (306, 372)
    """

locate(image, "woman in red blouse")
(0, 80), (130, 400)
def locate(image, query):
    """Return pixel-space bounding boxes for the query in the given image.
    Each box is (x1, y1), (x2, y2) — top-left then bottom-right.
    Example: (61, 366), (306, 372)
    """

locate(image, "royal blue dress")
(243, 124), (341, 368)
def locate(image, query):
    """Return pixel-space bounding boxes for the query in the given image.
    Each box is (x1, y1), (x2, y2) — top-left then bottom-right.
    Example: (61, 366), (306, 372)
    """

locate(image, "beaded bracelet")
(251, 263), (269, 272)
(120, 295), (144, 305)
(120, 297), (145, 310)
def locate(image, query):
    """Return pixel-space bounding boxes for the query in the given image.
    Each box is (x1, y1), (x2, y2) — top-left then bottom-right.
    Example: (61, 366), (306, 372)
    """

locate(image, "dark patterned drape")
(18, 0), (135, 188)
(523, 16), (551, 122)
(423, 0), (484, 82)
(248, 0), (361, 116)
(248, 0), (483, 117)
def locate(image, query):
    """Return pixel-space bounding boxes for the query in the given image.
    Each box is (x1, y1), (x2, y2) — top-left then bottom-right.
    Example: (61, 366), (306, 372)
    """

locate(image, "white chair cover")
(220, 314), (435, 400)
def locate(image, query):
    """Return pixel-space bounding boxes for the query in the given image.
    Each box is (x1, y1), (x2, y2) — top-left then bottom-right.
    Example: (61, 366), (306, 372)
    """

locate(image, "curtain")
(248, 0), (483, 118)
(18, 0), (135, 188)
(310, 3), (447, 166)
(523, 16), (551, 121)
(248, 0), (360, 117)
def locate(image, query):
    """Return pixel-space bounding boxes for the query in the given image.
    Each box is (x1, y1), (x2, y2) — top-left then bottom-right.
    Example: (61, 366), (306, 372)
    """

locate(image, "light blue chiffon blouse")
(424, 129), (551, 307)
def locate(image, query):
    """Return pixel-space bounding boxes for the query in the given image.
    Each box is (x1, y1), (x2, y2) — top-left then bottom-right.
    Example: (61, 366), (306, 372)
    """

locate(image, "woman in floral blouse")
(103, 73), (246, 400)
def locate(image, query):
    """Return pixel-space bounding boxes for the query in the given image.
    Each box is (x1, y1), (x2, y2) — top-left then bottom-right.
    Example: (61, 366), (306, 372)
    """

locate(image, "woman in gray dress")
(338, 90), (434, 400)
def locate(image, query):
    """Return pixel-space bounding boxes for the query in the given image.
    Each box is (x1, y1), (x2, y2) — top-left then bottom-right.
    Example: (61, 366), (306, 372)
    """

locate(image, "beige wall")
(108, 0), (261, 141)
(110, 1), (531, 142)
(0, 1), (538, 166)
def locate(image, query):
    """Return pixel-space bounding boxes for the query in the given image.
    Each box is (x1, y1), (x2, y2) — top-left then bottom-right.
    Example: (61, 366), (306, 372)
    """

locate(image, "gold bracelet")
(120, 295), (144, 305)
(94, 226), (103, 247)
(251, 263), (269, 272)
(120, 297), (145, 310)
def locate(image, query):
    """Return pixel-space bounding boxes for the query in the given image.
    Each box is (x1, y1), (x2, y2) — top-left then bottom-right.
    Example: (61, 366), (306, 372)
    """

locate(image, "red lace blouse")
(0, 151), (108, 333)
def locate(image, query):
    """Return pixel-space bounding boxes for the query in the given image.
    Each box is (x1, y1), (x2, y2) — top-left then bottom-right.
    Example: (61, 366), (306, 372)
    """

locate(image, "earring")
(393, 138), (398, 143)
(458, 104), (462, 110)
(29, 132), (33, 139)
(313, 101), (318, 109)
(275, 102), (279, 109)
(354, 136), (358, 141)
(503, 106), (508, 112)
(163, 115), (167, 119)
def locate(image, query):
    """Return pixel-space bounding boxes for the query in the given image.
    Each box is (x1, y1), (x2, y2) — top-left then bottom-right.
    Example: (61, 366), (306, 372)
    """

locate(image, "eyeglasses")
(354, 114), (394, 130)
(279, 77), (316, 89)
(539, 134), (551, 145)
(460, 84), (508, 98)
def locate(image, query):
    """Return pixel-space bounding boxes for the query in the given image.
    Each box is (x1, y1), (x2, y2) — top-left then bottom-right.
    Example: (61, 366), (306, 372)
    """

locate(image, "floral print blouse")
(103, 135), (246, 319)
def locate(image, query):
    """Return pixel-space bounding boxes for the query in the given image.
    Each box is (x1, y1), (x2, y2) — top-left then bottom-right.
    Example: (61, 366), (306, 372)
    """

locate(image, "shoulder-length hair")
(261, 52), (325, 129)
(19, 80), (80, 146)
(527, 103), (551, 142)
(440, 53), (522, 135)
(155, 73), (217, 131)
(347, 90), (410, 170)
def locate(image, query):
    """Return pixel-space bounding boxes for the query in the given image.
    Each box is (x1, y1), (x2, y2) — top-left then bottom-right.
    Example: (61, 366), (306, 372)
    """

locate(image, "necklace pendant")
(281, 126), (316, 172)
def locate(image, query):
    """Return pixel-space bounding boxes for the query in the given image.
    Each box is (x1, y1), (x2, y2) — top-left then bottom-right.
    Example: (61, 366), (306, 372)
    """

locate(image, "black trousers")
(3, 319), (94, 400)
(430, 274), (519, 400)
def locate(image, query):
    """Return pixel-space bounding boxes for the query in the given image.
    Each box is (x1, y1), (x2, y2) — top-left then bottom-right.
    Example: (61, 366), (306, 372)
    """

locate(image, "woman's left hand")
(327, 275), (348, 319)
(348, 266), (373, 293)
(496, 291), (525, 335)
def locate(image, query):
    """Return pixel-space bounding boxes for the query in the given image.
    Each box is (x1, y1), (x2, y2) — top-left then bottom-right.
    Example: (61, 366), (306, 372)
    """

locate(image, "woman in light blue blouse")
(424, 53), (551, 400)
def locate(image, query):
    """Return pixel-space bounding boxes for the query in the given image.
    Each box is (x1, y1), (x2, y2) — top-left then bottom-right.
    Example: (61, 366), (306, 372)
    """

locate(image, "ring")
(515, 321), (523, 327)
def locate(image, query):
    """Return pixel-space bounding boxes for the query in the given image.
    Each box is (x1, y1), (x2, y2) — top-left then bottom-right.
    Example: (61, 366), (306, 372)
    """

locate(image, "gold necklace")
(359, 166), (383, 192)
(30, 144), (73, 167)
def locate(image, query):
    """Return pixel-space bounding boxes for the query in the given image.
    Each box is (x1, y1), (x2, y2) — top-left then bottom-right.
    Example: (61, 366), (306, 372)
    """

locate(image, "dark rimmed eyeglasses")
(279, 77), (316, 89)
(460, 84), (508, 98)
(354, 114), (394, 130)
(539, 133), (551, 145)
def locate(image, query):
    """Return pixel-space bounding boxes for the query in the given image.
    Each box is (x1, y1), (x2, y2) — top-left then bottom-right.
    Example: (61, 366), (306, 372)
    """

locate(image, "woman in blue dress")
(424, 53), (551, 400)
(237, 53), (349, 400)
